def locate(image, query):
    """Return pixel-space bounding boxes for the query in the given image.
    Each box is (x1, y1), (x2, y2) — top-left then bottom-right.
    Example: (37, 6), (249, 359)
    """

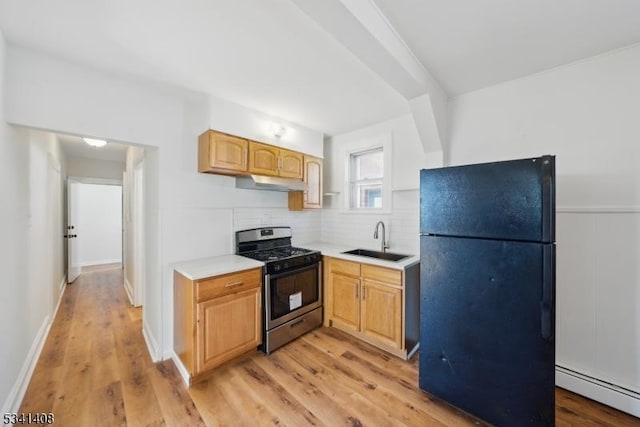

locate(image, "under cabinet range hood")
(236, 175), (308, 192)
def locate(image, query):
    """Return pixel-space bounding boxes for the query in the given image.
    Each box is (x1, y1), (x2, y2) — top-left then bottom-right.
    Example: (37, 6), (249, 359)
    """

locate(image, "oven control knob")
(305, 256), (311, 263)
(274, 265), (281, 272)
(283, 263), (289, 269)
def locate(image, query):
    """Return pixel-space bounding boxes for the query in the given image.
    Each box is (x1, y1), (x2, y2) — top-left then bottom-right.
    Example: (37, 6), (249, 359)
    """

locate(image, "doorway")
(67, 180), (123, 282)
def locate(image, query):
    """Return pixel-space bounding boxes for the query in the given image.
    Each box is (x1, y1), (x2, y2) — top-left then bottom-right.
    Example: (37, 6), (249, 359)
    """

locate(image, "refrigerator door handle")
(542, 155), (555, 243)
(541, 245), (555, 341)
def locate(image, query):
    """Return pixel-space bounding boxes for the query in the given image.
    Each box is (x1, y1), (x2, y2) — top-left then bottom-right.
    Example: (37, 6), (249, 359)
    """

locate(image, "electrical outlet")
(261, 214), (271, 225)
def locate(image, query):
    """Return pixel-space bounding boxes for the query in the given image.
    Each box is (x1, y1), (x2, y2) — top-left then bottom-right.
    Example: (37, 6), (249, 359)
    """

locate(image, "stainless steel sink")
(341, 248), (412, 262)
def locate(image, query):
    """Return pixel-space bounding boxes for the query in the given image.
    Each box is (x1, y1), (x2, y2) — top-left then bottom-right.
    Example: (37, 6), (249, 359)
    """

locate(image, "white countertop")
(172, 242), (418, 281)
(172, 255), (264, 280)
(301, 241), (419, 270)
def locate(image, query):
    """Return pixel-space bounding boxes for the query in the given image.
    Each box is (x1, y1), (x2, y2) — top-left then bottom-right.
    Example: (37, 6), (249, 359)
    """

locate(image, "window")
(349, 147), (384, 209)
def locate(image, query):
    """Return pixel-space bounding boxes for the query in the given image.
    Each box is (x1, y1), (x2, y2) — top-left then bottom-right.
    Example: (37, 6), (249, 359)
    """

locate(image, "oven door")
(265, 262), (322, 329)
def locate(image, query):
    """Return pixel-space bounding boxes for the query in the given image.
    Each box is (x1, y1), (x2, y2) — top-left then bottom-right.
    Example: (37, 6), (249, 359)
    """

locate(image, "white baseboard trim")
(2, 276), (69, 414)
(54, 274), (67, 318)
(142, 318), (161, 362)
(556, 366), (640, 418)
(557, 206), (640, 213)
(1, 315), (51, 414)
(123, 277), (134, 306)
(170, 350), (191, 387)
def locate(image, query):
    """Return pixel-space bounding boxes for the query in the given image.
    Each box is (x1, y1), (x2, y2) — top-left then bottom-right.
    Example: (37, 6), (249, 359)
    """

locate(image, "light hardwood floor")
(19, 267), (640, 426)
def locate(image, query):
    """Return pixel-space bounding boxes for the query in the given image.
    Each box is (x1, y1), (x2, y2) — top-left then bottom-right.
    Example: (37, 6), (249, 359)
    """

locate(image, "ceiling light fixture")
(83, 137), (108, 147)
(270, 123), (287, 139)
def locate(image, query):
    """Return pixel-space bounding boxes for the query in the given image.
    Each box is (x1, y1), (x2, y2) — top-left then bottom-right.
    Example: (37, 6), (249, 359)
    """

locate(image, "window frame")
(342, 133), (392, 214)
(349, 147), (384, 210)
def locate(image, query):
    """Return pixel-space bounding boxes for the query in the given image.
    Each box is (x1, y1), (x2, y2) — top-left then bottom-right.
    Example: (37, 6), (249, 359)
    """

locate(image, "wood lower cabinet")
(330, 272), (360, 332)
(289, 155), (323, 210)
(174, 268), (262, 384)
(361, 279), (402, 349)
(198, 130), (248, 175)
(325, 257), (415, 358)
(196, 288), (261, 373)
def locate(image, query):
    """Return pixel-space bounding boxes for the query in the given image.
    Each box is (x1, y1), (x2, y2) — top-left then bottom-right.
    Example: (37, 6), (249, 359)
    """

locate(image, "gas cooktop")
(235, 227), (320, 274)
(241, 246), (316, 262)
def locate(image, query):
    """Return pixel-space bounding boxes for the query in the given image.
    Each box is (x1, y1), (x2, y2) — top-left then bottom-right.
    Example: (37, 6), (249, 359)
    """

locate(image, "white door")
(67, 178), (81, 283)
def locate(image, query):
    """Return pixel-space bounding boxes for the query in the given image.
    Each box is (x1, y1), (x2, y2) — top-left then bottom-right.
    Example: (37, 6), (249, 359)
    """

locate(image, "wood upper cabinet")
(174, 267), (262, 384)
(249, 142), (303, 179)
(198, 129), (309, 184)
(303, 156), (323, 208)
(248, 142), (279, 176)
(198, 130), (248, 175)
(288, 155), (323, 211)
(325, 257), (405, 356)
(278, 149), (303, 179)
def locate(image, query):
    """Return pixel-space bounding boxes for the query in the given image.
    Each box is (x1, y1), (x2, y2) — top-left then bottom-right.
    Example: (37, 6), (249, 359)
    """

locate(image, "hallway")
(18, 265), (199, 426)
(19, 267), (640, 426)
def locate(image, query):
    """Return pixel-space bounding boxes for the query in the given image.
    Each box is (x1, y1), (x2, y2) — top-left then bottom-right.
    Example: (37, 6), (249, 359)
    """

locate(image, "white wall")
(208, 96), (324, 158)
(322, 114), (440, 254)
(28, 130), (67, 313)
(448, 44), (640, 413)
(0, 29), (67, 412)
(447, 46), (640, 207)
(0, 31), (30, 412)
(67, 156), (125, 181)
(76, 183), (122, 266)
(3, 44), (324, 363)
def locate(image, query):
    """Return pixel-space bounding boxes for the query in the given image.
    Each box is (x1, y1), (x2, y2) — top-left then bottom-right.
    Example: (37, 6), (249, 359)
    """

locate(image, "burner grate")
(241, 246), (314, 262)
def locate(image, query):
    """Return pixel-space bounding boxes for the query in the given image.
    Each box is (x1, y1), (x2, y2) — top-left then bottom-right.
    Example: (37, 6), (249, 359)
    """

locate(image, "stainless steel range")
(236, 227), (322, 354)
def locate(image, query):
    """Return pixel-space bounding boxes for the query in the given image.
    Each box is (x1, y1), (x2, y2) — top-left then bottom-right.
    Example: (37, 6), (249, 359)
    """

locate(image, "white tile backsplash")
(233, 207), (321, 246)
(320, 190), (420, 255)
(232, 190), (419, 254)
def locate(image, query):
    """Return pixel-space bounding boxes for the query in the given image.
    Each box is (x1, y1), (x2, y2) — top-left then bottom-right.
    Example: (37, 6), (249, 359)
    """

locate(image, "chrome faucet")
(373, 221), (390, 252)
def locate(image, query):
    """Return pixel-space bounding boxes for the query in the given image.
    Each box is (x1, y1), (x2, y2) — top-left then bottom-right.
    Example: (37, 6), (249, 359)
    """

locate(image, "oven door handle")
(267, 263), (319, 280)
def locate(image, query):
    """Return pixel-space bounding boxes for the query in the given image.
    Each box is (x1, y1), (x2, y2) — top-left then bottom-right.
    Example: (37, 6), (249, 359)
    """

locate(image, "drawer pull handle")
(225, 281), (244, 288)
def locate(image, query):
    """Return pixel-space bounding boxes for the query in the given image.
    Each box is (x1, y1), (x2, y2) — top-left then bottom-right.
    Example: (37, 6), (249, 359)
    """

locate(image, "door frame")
(66, 177), (82, 283)
(66, 176), (123, 282)
(132, 162), (145, 307)
(48, 153), (63, 314)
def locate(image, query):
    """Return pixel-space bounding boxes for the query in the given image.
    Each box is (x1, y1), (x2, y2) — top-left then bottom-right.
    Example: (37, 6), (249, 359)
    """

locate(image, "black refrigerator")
(419, 156), (555, 426)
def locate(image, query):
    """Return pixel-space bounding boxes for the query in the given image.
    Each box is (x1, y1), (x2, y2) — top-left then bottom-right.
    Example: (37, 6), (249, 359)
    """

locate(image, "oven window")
(270, 265), (319, 320)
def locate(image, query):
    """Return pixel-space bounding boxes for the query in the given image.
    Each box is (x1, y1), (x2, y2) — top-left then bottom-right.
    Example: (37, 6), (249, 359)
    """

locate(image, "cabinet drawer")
(330, 258), (361, 277)
(196, 268), (261, 301)
(362, 264), (402, 286)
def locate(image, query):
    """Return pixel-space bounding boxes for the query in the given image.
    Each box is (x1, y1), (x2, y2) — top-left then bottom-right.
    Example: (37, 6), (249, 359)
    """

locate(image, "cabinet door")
(361, 280), (402, 350)
(199, 131), (248, 174)
(303, 156), (322, 208)
(249, 142), (279, 176)
(330, 273), (360, 332)
(196, 288), (261, 374)
(279, 149), (303, 179)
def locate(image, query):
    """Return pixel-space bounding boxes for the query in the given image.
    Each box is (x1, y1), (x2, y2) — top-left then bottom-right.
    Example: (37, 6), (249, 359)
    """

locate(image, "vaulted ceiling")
(1, 0), (640, 136)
